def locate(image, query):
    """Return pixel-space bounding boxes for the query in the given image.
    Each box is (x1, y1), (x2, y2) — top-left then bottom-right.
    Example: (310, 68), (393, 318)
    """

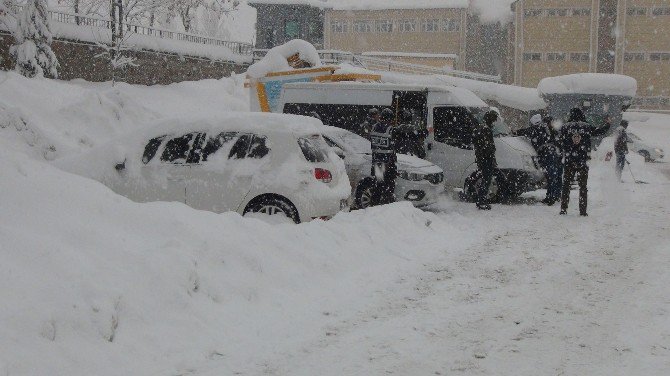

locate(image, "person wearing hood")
(559, 107), (611, 216)
(614, 120), (630, 182)
(472, 110), (499, 210)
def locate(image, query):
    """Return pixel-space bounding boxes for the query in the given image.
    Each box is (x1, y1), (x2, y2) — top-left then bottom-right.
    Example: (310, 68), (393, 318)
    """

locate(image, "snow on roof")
(538, 74), (638, 98)
(142, 113), (325, 137)
(328, 0), (469, 10)
(362, 51), (459, 59)
(247, 39), (322, 78)
(247, 0), (331, 7)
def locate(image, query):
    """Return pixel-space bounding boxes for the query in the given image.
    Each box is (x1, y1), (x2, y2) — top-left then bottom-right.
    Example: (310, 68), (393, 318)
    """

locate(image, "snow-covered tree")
(11, 0), (59, 78)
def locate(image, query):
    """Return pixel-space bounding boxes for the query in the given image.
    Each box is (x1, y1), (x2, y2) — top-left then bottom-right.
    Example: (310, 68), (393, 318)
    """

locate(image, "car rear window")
(298, 136), (330, 163)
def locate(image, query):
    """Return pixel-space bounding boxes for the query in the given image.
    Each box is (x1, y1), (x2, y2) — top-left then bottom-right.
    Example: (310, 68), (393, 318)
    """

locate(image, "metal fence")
(13, 6), (254, 56)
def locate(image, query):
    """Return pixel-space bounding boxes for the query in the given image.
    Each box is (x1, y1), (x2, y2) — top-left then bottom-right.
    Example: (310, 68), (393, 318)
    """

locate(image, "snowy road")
(254, 162), (670, 375)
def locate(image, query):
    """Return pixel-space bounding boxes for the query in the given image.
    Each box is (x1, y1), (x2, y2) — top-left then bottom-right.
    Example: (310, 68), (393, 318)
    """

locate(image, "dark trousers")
(615, 153), (626, 180)
(371, 161), (397, 206)
(561, 164), (589, 214)
(543, 157), (563, 202)
(476, 166), (494, 206)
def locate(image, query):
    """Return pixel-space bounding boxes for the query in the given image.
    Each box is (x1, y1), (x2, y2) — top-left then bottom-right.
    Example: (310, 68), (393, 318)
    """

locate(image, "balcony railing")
(11, 6), (254, 56)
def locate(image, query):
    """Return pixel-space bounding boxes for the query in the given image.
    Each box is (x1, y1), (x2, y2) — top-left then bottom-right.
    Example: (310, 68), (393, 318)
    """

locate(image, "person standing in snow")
(369, 108), (397, 206)
(472, 110), (499, 210)
(360, 108), (380, 139)
(516, 114), (562, 205)
(614, 120), (630, 182)
(559, 108), (611, 216)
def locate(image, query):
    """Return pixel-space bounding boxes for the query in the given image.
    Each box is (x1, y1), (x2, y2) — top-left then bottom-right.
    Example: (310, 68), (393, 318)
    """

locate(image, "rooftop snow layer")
(538, 74), (638, 97)
(246, 39), (322, 78)
(248, 0), (469, 9)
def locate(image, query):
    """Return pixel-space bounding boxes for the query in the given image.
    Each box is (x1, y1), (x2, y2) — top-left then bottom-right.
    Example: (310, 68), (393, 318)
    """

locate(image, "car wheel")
(244, 196), (300, 224)
(463, 170), (506, 203)
(638, 150), (652, 162)
(355, 179), (375, 209)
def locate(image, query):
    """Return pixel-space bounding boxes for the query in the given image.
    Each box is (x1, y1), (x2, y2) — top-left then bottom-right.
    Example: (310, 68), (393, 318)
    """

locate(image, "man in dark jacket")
(370, 108), (397, 206)
(614, 120), (629, 181)
(359, 108), (380, 139)
(472, 110), (499, 210)
(559, 107), (611, 216)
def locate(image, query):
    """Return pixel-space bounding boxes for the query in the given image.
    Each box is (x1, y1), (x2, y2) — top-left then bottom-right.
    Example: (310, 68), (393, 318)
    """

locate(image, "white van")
(278, 82), (544, 202)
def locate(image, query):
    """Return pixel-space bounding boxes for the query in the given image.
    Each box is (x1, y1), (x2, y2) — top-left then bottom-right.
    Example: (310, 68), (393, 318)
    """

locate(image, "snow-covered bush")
(10, 0), (59, 78)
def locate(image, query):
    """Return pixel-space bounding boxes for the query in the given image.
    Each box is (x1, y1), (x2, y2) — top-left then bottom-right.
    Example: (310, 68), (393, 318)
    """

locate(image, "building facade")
(249, 1), (326, 50)
(508, 0), (670, 109)
(323, 6), (469, 69)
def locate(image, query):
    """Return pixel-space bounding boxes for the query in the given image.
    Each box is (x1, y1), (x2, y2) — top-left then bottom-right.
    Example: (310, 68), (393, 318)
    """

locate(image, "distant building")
(249, 0), (327, 49)
(507, 0), (670, 109)
(323, 2), (469, 70)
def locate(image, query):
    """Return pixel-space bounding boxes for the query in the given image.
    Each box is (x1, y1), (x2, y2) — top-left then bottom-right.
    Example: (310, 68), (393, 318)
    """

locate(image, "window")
(523, 52), (542, 61)
(284, 20), (300, 39)
(652, 7), (670, 16)
(161, 133), (199, 164)
(547, 8), (568, 16)
(142, 136), (166, 164)
(572, 8), (591, 16)
(649, 53), (670, 61)
(547, 52), (566, 61)
(627, 7), (647, 16)
(433, 107), (475, 148)
(570, 52), (590, 62)
(624, 52), (645, 62)
(200, 132), (238, 161)
(298, 136), (330, 163)
(330, 21), (348, 33)
(443, 19), (460, 32)
(353, 20), (373, 33)
(247, 136), (270, 159)
(524, 9), (543, 17)
(376, 20), (393, 33)
(423, 19), (440, 32)
(398, 19), (416, 32)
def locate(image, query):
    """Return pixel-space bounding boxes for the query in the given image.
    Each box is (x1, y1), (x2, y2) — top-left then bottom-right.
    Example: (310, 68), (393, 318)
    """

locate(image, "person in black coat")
(472, 110), (499, 210)
(614, 120), (629, 181)
(559, 107), (611, 216)
(370, 108), (397, 206)
(394, 109), (428, 158)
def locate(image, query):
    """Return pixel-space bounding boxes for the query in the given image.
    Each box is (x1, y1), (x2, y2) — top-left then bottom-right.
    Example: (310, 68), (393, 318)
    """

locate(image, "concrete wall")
(0, 32), (249, 85)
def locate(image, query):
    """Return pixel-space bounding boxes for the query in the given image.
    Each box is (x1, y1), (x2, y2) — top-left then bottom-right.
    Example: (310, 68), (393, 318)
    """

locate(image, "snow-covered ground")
(1, 73), (669, 375)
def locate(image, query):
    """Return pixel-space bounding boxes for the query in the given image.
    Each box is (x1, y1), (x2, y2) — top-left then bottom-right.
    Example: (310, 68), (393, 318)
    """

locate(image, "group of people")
(502, 107), (611, 216)
(358, 105), (615, 216)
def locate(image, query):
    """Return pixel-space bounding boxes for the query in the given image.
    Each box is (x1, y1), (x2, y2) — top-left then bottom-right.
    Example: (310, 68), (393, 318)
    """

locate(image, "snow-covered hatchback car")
(321, 126), (444, 209)
(56, 113), (351, 223)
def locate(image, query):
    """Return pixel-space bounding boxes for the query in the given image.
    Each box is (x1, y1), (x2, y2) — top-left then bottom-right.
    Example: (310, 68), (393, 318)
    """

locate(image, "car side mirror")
(115, 159), (126, 172)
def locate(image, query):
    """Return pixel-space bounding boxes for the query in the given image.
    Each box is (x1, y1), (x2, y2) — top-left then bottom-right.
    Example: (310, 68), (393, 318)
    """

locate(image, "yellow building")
(508, 0), (670, 109)
(323, 3), (469, 69)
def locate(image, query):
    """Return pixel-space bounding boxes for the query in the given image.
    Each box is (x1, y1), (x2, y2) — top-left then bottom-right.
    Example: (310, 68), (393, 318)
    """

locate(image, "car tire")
(354, 179), (375, 209)
(639, 150), (652, 162)
(243, 195), (300, 224)
(463, 170), (506, 203)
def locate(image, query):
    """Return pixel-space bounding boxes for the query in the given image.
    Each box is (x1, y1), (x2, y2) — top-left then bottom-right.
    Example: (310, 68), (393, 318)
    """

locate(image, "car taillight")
(314, 168), (332, 183)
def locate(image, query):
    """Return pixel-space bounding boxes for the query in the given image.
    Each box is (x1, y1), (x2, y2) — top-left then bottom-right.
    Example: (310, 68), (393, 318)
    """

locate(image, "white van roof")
(282, 82), (488, 108)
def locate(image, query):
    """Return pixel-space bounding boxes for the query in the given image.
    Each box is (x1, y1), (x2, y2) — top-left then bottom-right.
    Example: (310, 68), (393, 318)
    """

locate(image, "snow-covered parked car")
(627, 132), (664, 162)
(56, 113), (351, 223)
(321, 126), (444, 209)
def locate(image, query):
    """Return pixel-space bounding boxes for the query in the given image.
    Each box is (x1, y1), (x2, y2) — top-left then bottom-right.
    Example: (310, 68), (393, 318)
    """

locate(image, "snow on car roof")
(141, 112), (325, 139)
(538, 73), (638, 97)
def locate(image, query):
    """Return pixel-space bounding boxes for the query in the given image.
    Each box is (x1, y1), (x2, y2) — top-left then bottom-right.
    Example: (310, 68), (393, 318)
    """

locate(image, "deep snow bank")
(0, 72), (248, 160)
(0, 147), (470, 375)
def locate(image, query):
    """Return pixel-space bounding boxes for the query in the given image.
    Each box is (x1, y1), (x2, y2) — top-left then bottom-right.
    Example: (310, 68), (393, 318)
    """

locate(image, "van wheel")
(463, 170), (506, 203)
(355, 179), (375, 209)
(244, 195), (300, 224)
